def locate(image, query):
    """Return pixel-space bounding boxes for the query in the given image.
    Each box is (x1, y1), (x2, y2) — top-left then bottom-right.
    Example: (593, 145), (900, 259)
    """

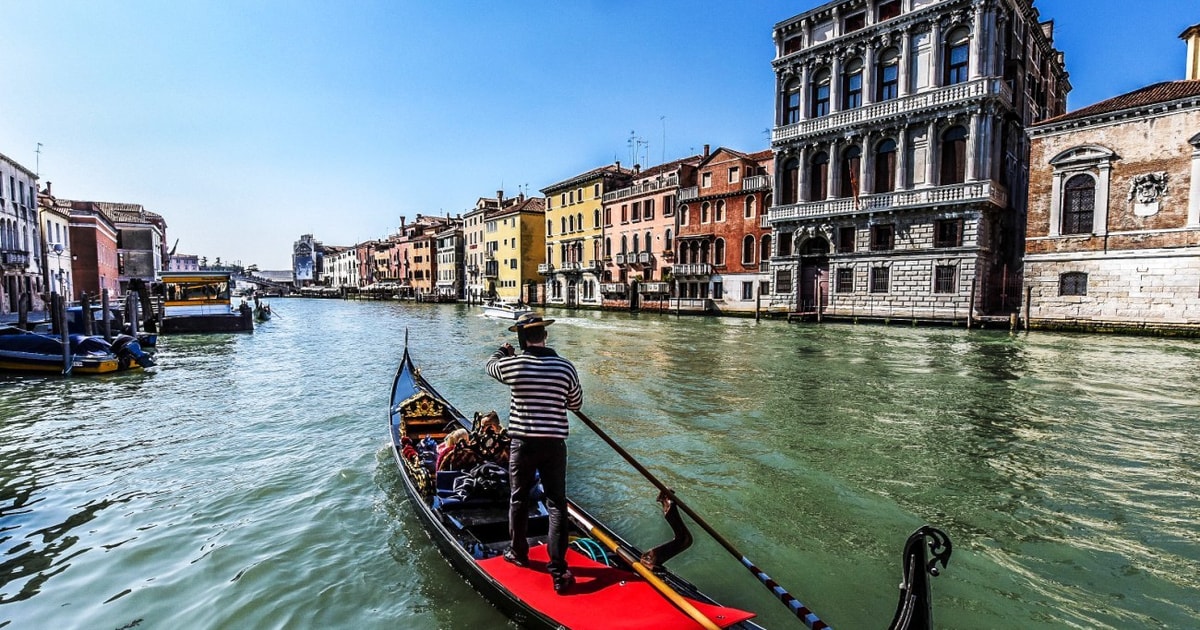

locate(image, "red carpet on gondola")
(477, 544), (755, 629)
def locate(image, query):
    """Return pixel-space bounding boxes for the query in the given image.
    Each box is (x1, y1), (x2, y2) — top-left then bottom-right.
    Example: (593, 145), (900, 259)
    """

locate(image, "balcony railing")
(600, 282), (627, 295)
(537, 263), (554, 274)
(674, 263), (712, 276)
(0, 249), (29, 268)
(637, 252), (653, 264)
(639, 282), (670, 294)
(561, 261), (583, 272)
(587, 259), (604, 271)
(678, 186), (699, 202)
(602, 174), (680, 202)
(614, 254), (627, 265)
(742, 175), (770, 191)
(772, 78), (1014, 143)
(768, 180), (1008, 223)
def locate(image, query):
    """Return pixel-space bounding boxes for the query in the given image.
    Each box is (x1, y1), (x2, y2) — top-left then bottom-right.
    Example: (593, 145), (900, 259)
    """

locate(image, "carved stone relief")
(1129, 172), (1168, 217)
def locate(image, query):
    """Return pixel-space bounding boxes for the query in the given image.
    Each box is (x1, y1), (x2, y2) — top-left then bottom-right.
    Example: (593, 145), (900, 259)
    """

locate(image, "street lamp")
(51, 242), (66, 297)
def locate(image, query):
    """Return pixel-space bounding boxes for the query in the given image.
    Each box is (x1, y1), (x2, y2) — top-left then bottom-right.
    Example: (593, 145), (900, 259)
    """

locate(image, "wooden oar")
(566, 502), (722, 630)
(573, 409), (831, 630)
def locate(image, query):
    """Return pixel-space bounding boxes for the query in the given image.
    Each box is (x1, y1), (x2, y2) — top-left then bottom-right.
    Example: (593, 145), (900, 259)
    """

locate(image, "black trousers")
(508, 437), (568, 577)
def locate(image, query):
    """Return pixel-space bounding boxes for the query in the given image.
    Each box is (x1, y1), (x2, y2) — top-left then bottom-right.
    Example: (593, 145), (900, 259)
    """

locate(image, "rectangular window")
(593, 184), (600, 198)
(702, 172), (712, 188)
(775, 269), (793, 294)
(870, 266), (890, 293)
(870, 224), (895, 251)
(631, 201), (641, 222)
(713, 283), (723, 299)
(843, 12), (866, 33)
(934, 219), (963, 248)
(644, 199), (654, 220)
(1060, 272), (1088, 296)
(877, 0), (901, 21)
(729, 167), (740, 183)
(621, 204), (628, 223)
(836, 267), (854, 293)
(844, 71), (863, 109)
(837, 226), (856, 253)
(742, 282), (754, 300)
(814, 84), (831, 117)
(879, 63), (899, 101)
(663, 196), (674, 217)
(934, 265), (956, 293)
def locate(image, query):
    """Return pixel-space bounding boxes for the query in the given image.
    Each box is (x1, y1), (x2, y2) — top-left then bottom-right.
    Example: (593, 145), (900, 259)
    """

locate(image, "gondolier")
(486, 312), (582, 595)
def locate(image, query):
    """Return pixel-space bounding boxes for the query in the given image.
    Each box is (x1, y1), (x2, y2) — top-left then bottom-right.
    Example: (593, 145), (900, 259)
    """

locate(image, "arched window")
(811, 69), (831, 117)
(715, 200), (726, 222)
(781, 158), (800, 204)
(843, 59), (864, 109)
(944, 28), (970, 85)
(632, 234), (640, 253)
(561, 217), (567, 234)
(714, 239), (726, 266)
(875, 139), (897, 193)
(620, 235), (628, 254)
(760, 234), (772, 262)
(569, 215), (575, 232)
(701, 202), (710, 223)
(809, 151), (829, 201)
(742, 235), (756, 264)
(594, 209), (601, 228)
(700, 241), (711, 264)
(680, 204), (690, 226)
(1062, 174), (1095, 235)
(840, 146), (862, 198)
(645, 231), (652, 253)
(745, 195), (756, 219)
(665, 229), (673, 251)
(604, 237), (612, 257)
(577, 212), (584, 231)
(877, 48), (900, 101)
(940, 126), (968, 184)
(546, 219), (553, 236)
(783, 79), (802, 125)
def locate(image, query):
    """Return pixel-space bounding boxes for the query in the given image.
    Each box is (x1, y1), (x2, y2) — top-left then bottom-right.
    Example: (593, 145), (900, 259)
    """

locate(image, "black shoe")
(552, 571), (575, 595)
(503, 548), (529, 568)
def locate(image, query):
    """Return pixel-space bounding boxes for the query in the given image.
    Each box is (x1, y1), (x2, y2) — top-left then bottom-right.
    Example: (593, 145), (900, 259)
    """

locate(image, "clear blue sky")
(0, 1), (1193, 270)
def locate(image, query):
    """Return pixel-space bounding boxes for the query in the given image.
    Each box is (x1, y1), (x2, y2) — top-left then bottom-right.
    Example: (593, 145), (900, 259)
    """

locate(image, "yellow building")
(539, 163), (632, 306)
(485, 195), (546, 302)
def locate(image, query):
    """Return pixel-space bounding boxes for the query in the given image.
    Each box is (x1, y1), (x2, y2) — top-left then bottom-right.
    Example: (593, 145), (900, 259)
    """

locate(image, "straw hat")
(508, 312), (554, 332)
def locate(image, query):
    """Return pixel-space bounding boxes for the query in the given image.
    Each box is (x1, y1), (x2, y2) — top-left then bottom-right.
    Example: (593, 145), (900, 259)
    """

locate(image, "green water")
(1, 299), (1197, 629)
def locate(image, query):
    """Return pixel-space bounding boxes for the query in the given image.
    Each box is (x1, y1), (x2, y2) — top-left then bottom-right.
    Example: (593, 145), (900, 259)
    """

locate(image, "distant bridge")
(232, 273), (293, 293)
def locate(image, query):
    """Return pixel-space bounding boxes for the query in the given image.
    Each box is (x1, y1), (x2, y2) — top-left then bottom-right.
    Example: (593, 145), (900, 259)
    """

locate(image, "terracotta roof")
(540, 164), (632, 193)
(1038, 80), (1200, 125)
(633, 155), (703, 180)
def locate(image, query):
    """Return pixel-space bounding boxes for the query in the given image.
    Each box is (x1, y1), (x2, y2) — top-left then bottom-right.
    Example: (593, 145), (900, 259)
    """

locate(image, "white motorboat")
(481, 299), (534, 320)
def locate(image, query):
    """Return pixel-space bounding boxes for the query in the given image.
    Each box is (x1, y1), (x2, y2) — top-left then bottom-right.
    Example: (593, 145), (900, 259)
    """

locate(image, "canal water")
(1, 298), (1197, 629)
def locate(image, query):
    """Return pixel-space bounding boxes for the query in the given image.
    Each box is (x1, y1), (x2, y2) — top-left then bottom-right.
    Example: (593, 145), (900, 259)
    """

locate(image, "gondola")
(389, 344), (760, 629)
(388, 340), (953, 629)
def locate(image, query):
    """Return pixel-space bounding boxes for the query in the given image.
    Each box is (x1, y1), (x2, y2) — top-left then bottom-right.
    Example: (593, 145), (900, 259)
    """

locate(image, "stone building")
(540, 164), (632, 308)
(0, 152), (44, 314)
(676, 147), (775, 314)
(1023, 26), (1200, 333)
(767, 0), (1067, 321)
(600, 155), (701, 310)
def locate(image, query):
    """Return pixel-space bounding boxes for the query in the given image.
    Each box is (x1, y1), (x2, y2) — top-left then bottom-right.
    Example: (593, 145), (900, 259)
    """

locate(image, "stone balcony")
(637, 252), (653, 265)
(742, 175), (770, 191)
(678, 186), (699, 202)
(537, 263), (554, 274)
(603, 174), (680, 203)
(768, 180), (1008, 223)
(772, 78), (1013, 144)
(0, 249), (29, 269)
(674, 263), (712, 276)
(614, 254), (627, 265)
(639, 282), (670, 293)
(600, 282), (627, 295)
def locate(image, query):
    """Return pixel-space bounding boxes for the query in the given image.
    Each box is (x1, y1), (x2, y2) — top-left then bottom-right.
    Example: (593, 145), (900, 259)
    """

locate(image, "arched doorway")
(797, 236), (830, 312)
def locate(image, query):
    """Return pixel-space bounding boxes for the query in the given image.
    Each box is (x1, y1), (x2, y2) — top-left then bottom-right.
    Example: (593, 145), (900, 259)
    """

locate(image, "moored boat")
(388, 344), (761, 629)
(0, 325), (155, 375)
(159, 272), (254, 334)
(481, 299), (534, 321)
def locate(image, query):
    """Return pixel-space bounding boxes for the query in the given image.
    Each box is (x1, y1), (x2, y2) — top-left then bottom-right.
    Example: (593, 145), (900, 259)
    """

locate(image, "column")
(896, 125), (909, 189)
(797, 147), (810, 202)
(862, 45), (876, 106)
(830, 55), (843, 114)
(966, 112), (981, 181)
(925, 120), (939, 186)
(899, 28), (912, 97)
(1095, 163), (1112, 235)
(827, 138), (840, 200)
(1048, 172), (1062, 237)
(860, 132), (873, 196)
(930, 21), (943, 88)
(969, 4), (986, 80)
(799, 64), (811, 121)
(1189, 143), (1200, 227)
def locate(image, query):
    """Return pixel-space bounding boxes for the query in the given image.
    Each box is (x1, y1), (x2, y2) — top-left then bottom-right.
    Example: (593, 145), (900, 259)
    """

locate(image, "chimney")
(703, 144), (710, 158)
(1183, 24), (1200, 81)
(497, 189), (504, 205)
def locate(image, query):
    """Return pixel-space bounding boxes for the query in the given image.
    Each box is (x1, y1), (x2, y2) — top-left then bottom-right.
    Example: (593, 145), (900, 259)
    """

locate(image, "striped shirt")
(486, 345), (582, 440)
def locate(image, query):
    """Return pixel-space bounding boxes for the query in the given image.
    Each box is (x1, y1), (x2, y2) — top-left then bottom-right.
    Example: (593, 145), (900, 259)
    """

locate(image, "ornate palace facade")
(767, 0), (1067, 320)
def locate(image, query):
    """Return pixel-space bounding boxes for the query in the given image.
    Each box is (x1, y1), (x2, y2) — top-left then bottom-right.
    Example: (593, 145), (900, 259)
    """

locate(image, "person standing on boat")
(486, 312), (582, 595)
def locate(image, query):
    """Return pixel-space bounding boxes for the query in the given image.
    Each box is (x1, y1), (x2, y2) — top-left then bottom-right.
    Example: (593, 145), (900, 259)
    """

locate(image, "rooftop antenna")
(660, 116), (667, 163)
